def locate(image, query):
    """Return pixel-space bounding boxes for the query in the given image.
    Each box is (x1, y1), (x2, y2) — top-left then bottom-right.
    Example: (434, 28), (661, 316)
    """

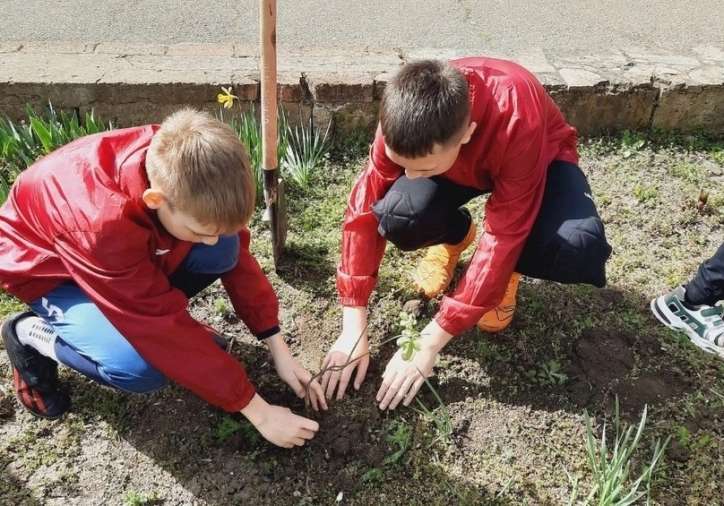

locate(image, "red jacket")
(337, 57), (579, 336)
(0, 126), (279, 412)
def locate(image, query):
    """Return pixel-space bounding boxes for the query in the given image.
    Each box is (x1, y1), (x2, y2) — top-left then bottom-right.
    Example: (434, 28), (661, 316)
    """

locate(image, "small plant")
(669, 162), (704, 186)
(620, 130), (646, 159)
(214, 415), (260, 445)
(361, 466), (384, 484)
(124, 490), (161, 506)
(396, 311), (422, 361)
(633, 185), (658, 204)
(213, 297), (231, 317)
(575, 400), (670, 505)
(383, 419), (413, 466)
(527, 359), (568, 386)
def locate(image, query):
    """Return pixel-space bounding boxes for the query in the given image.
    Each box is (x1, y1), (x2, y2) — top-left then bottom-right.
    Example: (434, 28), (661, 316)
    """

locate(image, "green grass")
(0, 104), (111, 205)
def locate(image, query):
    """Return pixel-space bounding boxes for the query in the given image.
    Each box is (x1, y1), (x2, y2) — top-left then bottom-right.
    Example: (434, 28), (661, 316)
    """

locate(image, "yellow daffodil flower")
(217, 87), (238, 109)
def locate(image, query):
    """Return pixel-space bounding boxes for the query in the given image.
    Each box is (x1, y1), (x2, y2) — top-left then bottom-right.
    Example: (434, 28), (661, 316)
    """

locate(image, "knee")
(100, 360), (167, 394)
(185, 234), (240, 274)
(372, 189), (441, 252)
(559, 217), (612, 287)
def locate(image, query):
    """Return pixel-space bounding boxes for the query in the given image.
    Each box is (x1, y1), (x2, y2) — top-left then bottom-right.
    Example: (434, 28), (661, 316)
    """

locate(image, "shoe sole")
(650, 297), (724, 359)
(2, 313), (71, 419)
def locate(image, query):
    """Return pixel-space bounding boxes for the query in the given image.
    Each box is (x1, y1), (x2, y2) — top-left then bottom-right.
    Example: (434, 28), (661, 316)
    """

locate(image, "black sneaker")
(2, 312), (70, 419)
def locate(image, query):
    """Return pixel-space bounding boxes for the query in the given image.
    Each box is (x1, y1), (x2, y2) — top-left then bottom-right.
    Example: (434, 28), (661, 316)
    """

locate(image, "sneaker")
(2, 312), (70, 419)
(650, 286), (724, 359)
(413, 221), (477, 298)
(477, 273), (521, 333)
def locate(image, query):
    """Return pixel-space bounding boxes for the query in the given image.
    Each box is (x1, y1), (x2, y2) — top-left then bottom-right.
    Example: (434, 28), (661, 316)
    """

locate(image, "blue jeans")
(30, 235), (240, 393)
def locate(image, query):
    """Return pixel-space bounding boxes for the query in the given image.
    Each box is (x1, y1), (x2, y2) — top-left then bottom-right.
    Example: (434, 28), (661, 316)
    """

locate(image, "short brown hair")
(380, 60), (470, 158)
(146, 108), (255, 231)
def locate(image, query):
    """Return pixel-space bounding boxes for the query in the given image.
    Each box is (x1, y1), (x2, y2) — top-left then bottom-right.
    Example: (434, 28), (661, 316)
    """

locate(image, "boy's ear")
(142, 188), (166, 210)
(460, 121), (478, 145)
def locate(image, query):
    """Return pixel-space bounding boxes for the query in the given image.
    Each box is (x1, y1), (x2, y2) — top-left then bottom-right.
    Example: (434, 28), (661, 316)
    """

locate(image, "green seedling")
(214, 297), (231, 317)
(396, 311), (422, 361)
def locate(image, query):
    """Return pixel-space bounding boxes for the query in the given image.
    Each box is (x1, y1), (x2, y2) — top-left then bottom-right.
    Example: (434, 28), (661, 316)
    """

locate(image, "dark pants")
(685, 242), (724, 306)
(371, 160), (612, 287)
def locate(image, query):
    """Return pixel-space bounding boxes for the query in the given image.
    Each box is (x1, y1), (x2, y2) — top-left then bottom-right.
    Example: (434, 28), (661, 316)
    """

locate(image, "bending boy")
(322, 58), (612, 409)
(0, 110), (325, 448)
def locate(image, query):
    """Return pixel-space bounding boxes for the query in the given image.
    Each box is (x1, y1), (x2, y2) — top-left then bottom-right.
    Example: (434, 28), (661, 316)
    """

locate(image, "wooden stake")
(259, 0), (286, 263)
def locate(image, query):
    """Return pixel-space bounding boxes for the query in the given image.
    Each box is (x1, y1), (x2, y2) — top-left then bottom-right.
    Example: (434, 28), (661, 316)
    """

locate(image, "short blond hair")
(146, 108), (255, 231)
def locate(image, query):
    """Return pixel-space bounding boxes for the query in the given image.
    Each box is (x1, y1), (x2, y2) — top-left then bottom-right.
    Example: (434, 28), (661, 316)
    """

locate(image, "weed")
(383, 419), (413, 465)
(575, 400), (670, 505)
(124, 490), (161, 506)
(214, 415), (260, 445)
(633, 185), (658, 204)
(669, 162), (704, 186)
(361, 467), (384, 484)
(213, 297), (232, 317)
(620, 130), (647, 159)
(527, 359), (568, 386)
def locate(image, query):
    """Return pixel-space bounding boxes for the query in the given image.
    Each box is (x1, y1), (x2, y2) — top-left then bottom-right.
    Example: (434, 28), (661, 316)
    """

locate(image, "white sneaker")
(651, 286), (724, 359)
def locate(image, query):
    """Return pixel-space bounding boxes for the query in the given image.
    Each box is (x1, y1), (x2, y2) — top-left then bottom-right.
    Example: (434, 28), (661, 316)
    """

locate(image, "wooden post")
(259, 0), (286, 264)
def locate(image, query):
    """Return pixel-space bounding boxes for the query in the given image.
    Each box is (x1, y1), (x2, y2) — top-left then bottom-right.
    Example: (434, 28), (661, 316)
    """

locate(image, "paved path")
(2, 0), (723, 56)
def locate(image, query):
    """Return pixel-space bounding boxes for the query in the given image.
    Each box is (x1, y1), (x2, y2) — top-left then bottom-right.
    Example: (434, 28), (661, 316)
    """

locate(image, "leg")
(371, 175), (481, 251)
(684, 242), (724, 306)
(169, 234), (240, 297)
(372, 175), (482, 298)
(29, 283), (167, 394)
(516, 161), (612, 287)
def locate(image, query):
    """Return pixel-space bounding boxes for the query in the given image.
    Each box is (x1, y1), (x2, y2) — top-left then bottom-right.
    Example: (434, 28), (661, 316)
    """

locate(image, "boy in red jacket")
(0, 109), (325, 448)
(322, 58), (612, 409)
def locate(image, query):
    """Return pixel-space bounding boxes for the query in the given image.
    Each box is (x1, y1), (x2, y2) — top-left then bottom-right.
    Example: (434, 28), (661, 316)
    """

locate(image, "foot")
(477, 273), (521, 333)
(651, 286), (724, 359)
(2, 312), (70, 419)
(412, 221), (477, 298)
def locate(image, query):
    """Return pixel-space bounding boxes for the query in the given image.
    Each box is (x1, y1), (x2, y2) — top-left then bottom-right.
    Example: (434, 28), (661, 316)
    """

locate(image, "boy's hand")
(376, 319), (453, 410)
(321, 306), (369, 400)
(266, 333), (327, 411)
(241, 393), (319, 448)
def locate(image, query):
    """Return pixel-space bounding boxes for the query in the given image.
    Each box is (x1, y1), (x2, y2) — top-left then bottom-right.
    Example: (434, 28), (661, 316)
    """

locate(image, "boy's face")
(385, 121), (477, 179)
(143, 189), (239, 245)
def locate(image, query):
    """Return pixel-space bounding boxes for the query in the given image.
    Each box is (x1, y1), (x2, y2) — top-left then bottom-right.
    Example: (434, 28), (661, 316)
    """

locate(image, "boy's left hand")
(376, 319), (453, 410)
(266, 334), (328, 411)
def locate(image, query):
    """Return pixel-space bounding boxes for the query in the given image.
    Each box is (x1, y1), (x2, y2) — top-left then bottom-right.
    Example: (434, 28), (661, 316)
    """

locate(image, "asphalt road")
(1, 1), (723, 56)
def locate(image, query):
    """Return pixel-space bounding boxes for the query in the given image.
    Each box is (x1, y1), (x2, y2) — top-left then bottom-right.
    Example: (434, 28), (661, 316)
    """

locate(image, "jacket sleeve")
(337, 126), (403, 306)
(55, 221), (256, 412)
(221, 228), (280, 339)
(435, 119), (548, 336)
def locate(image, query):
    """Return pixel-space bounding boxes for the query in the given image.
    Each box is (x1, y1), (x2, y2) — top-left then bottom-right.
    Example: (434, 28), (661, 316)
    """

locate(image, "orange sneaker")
(412, 221), (477, 298)
(477, 272), (521, 333)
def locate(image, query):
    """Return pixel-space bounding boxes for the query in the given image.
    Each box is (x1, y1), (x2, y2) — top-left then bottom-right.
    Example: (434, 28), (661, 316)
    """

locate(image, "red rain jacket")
(0, 126), (279, 411)
(337, 57), (579, 336)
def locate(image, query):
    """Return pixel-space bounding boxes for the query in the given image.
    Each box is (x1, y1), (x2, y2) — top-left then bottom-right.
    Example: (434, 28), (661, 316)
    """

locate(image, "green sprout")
(396, 311), (422, 361)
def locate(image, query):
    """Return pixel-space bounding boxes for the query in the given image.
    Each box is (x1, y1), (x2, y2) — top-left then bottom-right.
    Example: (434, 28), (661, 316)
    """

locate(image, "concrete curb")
(1, 42), (723, 136)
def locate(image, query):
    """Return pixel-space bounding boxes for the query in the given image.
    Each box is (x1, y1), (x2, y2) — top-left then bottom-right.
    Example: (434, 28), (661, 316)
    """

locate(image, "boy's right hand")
(241, 393), (319, 448)
(321, 306), (370, 400)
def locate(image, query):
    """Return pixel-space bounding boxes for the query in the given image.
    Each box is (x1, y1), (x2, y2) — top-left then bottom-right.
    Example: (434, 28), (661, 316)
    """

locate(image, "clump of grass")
(284, 118), (330, 189)
(569, 400), (670, 505)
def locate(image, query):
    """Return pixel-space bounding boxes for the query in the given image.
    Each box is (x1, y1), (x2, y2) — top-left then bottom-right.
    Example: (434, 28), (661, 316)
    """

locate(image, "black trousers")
(371, 160), (612, 287)
(685, 242), (724, 306)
